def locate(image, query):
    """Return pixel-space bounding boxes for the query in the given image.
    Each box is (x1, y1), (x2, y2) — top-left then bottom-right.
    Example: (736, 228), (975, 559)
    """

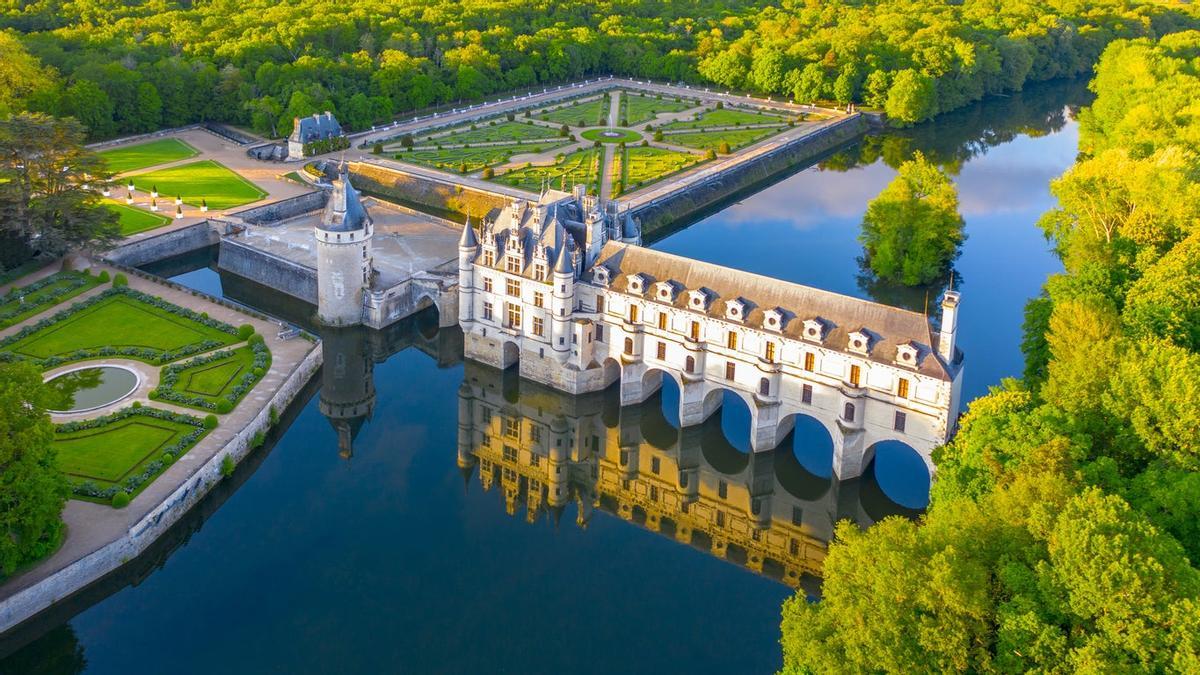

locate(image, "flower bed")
(0, 271), (102, 328)
(152, 338), (272, 412)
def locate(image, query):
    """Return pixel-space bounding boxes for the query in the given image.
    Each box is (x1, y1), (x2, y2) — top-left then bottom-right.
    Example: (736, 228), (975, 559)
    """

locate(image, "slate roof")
(320, 164), (371, 233)
(594, 241), (954, 380)
(291, 112), (343, 144)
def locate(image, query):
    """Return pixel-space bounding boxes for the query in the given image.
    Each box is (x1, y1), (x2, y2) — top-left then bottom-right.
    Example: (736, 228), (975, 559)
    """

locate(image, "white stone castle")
(456, 189), (964, 479)
(315, 163), (373, 326)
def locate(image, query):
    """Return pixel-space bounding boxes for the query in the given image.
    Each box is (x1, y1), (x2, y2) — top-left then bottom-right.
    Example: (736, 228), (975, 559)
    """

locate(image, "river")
(0, 79), (1089, 675)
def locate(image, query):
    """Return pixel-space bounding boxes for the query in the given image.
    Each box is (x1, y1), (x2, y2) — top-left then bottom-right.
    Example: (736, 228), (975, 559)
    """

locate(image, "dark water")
(0, 79), (1087, 675)
(44, 367), (138, 413)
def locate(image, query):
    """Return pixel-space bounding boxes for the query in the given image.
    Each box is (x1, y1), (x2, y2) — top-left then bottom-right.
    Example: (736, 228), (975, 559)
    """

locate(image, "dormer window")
(895, 343), (919, 367)
(763, 308), (785, 332)
(506, 255), (521, 274)
(533, 263), (547, 282)
(725, 298), (747, 323)
(848, 330), (870, 355)
(802, 318), (825, 342)
(627, 273), (648, 296)
(687, 289), (711, 311)
(483, 249), (495, 267)
(594, 266), (611, 287)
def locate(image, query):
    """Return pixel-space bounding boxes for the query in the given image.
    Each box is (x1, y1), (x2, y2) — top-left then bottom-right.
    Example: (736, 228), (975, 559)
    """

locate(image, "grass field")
(581, 128), (642, 144)
(667, 127), (786, 152)
(396, 141), (571, 173)
(4, 294), (236, 361)
(661, 107), (790, 130)
(539, 97), (610, 126)
(0, 272), (102, 329)
(495, 148), (601, 193)
(622, 92), (695, 125)
(622, 146), (703, 190)
(419, 121), (560, 145)
(165, 344), (268, 409)
(104, 201), (171, 235)
(55, 411), (206, 501)
(131, 160), (266, 209)
(98, 138), (199, 174)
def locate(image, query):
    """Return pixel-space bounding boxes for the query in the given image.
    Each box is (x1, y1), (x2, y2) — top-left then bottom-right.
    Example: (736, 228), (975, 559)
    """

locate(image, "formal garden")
(152, 338), (270, 412)
(537, 96), (610, 126)
(617, 146), (704, 194)
(621, 92), (694, 125)
(97, 138), (199, 173)
(395, 141), (573, 174)
(0, 271), (103, 329)
(418, 120), (560, 145)
(104, 200), (171, 235)
(660, 106), (792, 130)
(495, 147), (602, 193)
(130, 159), (267, 209)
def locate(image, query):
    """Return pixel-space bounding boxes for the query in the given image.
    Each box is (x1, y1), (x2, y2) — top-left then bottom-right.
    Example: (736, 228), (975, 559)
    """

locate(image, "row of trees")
(1, 0), (1197, 140)
(780, 31), (1200, 672)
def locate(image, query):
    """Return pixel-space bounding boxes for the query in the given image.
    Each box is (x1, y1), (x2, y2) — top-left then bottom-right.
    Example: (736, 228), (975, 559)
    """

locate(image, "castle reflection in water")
(318, 307), (919, 590)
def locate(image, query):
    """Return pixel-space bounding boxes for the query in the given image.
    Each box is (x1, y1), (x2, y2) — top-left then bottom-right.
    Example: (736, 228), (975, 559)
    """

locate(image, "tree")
(885, 69), (936, 126)
(0, 113), (121, 261)
(61, 80), (116, 139)
(0, 361), (68, 574)
(859, 151), (965, 284)
(0, 31), (56, 118)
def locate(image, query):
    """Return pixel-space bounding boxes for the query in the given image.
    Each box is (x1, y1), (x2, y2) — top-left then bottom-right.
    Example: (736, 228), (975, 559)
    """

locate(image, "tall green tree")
(859, 151), (965, 285)
(0, 361), (68, 575)
(0, 113), (120, 260)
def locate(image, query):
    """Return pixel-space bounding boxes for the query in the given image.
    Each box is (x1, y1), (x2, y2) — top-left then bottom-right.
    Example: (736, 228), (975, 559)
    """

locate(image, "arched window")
(685, 355), (695, 373)
(843, 402), (855, 422)
(624, 337), (634, 355)
(758, 377), (770, 396)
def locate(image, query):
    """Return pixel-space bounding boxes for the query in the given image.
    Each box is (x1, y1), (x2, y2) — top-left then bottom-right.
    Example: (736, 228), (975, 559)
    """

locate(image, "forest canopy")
(0, 0), (1197, 139)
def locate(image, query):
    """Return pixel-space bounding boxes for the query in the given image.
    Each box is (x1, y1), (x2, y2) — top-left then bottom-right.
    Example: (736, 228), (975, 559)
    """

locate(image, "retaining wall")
(631, 116), (868, 235)
(218, 237), (317, 304)
(350, 164), (508, 220)
(0, 344), (323, 635)
(231, 190), (327, 225)
(103, 221), (219, 268)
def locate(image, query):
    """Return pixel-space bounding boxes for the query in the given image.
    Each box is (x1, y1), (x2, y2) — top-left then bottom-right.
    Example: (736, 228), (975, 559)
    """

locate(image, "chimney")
(937, 290), (961, 364)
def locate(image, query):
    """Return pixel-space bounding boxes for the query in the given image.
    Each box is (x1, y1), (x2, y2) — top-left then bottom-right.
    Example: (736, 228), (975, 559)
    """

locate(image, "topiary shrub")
(147, 390), (159, 400)
(248, 333), (265, 345)
(482, 167), (495, 179)
(131, 400), (142, 409)
(97, 270), (110, 282)
(111, 492), (130, 508)
(237, 324), (255, 340)
(251, 367), (264, 378)
(204, 414), (218, 429)
(112, 273), (128, 287)
(220, 454), (235, 477)
(216, 399), (233, 414)
(162, 452), (175, 464)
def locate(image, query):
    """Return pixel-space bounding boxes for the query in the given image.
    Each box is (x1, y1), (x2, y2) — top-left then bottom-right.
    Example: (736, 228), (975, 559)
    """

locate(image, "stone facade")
(288, 111), (343, 160)
(457, 202), (964, 479)
(315, 165), (373, 326)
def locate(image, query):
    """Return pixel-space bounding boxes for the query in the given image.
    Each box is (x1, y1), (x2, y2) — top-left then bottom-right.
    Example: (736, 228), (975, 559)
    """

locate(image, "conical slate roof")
(320, 163), (371, 233)
(459, 218), (479, 248)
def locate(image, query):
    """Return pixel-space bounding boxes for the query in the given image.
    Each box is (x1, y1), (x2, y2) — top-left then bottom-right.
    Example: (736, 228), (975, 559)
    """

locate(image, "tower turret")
(550, 240), (575, 360)
(316, 164), (373, 326)
(458, 218), (478, 326)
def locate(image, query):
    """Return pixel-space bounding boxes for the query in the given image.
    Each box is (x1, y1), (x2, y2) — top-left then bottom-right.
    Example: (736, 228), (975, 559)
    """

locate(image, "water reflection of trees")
(821, 78), (1091, 174)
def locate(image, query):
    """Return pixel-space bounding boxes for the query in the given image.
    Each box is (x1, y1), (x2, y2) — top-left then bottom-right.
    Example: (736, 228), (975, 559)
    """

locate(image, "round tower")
(316, 163), (373, 326)
(318, 326), (376, 460)
(457, 218), (479, 327)
(550, 240), (575, 361)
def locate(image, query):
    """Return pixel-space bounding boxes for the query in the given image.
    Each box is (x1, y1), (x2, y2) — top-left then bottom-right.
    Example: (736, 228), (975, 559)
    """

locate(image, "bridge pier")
(750, 402), (787, 452)
(679, 381), (720, 427)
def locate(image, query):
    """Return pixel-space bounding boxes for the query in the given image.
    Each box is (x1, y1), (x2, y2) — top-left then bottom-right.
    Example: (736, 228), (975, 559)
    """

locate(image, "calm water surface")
(0, 80), (1087, 675)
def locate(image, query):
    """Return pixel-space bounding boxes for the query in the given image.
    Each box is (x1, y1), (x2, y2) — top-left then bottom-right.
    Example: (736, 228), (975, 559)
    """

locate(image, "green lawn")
(98, 138), (199, 174)
(131, 160), (266, 209)
(418, 121), (560, 145)
(621, 146), (703, 190)
(396, 141), (571, 174)
(621, 92), (695, 125)
(55, 409), (207, 502)
(661, 107), (791, 130)
(581, 128), (642, 144)
(539, 97), (610, 127)
(157, 343), (271, 410)
(104, 201), (171, 235)
(667, 127), (787, 152)
(0, 272), (102, 329)
(4, 292), (236, 362)
(494, 148), (601, 193)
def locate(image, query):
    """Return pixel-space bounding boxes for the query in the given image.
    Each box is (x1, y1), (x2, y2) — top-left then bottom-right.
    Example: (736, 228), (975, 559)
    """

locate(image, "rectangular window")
(897, 377), (910, 398)
(849, 364), (861, 387)
(482, 301), (493, 321)
(629, 304), (639, 323)
(530, 425), (542, 444)
(801, 384), (813, 404)
(533, 291), (544, 308)
(506, 255), (521, 273)
(596, 296), (605, 314)
(894, 411), (907, 432)
(658, 312), (667, 330)
(804, 352), (815, 371)
(534, 264), (546, 281)
(506, 303), (522, 329)
(482, 277), (493, 293)
(792, 506), (803, 526)
(529, 454), (540, 467)
(649, 485), (658, 502)
(503, 444), (518, 461)
(765, 341), (776, 362)
(506, 278), (521, 297)
(716, 511), (726, 527)
(690, 321), (700, 341)
(718, 480), (728, 498)
(727, 331), (738, 350)
(656, 341), (666, 360)
(532, 316), (544, 337)
(595, 325), (604, 342)
(651, 457), (660, 475)
(483, 250), (494, 267)
(843, 402), (855, 422)
(725, 361), (736, 381)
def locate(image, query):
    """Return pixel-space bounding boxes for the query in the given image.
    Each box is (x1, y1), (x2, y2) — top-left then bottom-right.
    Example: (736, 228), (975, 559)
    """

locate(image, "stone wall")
(350, 163), (507, 220)
(218, 237), (317, 304)
(231, 190), (327, 225)
(103, 221), (220, 268)
(0, 344), (322, 636)
(633, 116), (868, 235)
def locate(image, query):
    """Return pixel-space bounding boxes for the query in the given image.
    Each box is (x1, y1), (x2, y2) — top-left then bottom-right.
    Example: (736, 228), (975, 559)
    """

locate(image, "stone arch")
(862, 438), (932, 510)
(776, 409), (840, 478)
(771, 444), (832, 502)
(500, 340), (520, 370)
(699, 385), (759, 454)
(641, 367), (683, 430)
